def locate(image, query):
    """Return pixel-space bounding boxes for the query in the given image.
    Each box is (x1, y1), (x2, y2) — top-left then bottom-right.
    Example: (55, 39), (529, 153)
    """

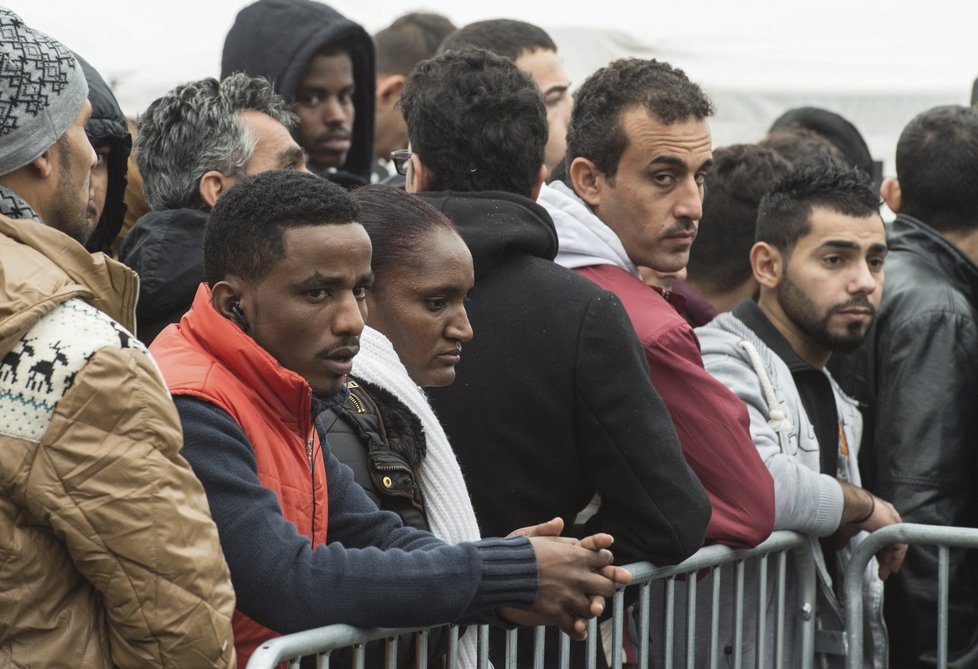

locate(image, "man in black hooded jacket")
(221, 0), (375, 186)
(74, 53), (131, 257)
(399, 47), (711, 668)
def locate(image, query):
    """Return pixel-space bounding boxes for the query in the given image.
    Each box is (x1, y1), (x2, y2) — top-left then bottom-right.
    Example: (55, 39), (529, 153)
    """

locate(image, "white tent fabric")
(8, 0), (977, 176)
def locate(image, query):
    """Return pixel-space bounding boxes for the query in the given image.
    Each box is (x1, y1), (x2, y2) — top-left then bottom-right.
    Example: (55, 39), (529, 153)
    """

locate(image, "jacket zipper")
(307, 435), (316, 538)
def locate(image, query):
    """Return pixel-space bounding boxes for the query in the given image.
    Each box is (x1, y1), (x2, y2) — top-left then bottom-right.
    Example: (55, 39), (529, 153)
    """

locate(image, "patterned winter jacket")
(0, 210), (236, 667)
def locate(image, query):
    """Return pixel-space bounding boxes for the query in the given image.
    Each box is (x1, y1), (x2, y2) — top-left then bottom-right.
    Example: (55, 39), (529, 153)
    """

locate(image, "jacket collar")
(538, 181), (640, 277)
(889, 214), (978, 298)
(416, 190), (558, 280)
(733, 298), (815, 374)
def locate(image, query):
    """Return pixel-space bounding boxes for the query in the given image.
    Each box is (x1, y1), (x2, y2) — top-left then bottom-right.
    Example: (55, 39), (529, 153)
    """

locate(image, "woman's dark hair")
(352, 185), (460, 277)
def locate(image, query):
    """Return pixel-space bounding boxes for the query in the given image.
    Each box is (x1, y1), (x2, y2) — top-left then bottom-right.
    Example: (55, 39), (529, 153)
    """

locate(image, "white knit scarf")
(352, 326), (484, 667)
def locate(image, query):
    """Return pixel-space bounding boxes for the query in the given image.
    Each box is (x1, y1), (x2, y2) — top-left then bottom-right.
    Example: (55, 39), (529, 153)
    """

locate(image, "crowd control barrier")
(247, 530), (816, 669)
(844, 522), (978, 669)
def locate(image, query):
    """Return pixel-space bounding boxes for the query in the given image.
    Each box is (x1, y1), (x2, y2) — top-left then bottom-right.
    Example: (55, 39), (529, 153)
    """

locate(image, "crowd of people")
(0, 2), (975, 667)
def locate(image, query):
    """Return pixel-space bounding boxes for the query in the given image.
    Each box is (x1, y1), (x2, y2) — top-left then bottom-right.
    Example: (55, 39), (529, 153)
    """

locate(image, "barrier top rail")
(247, 530), (811, 669)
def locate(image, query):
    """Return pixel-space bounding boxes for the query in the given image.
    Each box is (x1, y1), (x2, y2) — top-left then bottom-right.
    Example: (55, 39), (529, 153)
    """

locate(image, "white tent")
(8, 0), (978, 175)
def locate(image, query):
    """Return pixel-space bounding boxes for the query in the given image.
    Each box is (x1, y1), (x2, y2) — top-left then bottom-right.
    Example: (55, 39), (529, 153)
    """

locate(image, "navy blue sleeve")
(175, 397), (537, 633)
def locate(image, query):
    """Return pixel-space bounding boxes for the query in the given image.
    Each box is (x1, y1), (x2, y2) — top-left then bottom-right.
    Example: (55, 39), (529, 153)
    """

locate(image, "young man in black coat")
(398, 47), (712, 666)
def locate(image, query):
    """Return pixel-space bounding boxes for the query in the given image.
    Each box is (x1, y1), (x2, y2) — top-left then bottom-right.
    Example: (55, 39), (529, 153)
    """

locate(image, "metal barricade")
(843, 522), (978, 669)
(247, 531), (816, 669)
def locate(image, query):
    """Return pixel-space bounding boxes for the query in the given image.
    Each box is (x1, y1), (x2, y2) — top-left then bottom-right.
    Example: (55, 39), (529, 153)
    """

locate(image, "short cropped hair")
(353, 185), (458, 278)
(439, 19), (556, 61)
(400, 48), (547, 197)
(567, 58), (714, 180)
(205, 170), (358, 285)
(136, 73), (296, 211)
(760, 127), (845, 167)
(375, 12), (456, 76)
(756, 158), (881, 254)
(687, 144), (791, 291)
(895, 105), (978, 232)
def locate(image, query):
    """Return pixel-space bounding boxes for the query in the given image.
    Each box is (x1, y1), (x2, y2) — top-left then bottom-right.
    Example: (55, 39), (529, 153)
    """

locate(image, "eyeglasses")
(390, 149), (413, 176)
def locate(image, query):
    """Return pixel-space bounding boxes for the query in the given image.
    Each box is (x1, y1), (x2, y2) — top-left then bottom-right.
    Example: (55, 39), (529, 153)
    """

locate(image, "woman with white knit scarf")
(323, 184), (482, 667)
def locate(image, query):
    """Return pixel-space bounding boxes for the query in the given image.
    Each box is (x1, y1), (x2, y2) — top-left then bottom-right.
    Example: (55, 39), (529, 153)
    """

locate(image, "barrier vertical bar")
(734, 561), (745, 669)
(938, 546), (949, 668)
(612, 586), (625, 668)
(757, 556), (767, 669)
(639, 581), (651, 669)
(686, 572), (697, 669)
(709, 567), (721, 669)
(775, 551), (787, 669)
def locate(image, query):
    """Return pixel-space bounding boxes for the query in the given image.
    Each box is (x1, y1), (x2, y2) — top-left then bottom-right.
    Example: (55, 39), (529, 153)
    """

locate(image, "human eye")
(306, 288), (330, 301)
(822, 254), (844, 267)
(653, 172), (676, 187)
(295, 90), (322, 107)
(425, 297), (447, 312)
(867, 255), (885, 271)
(353, 285), (368, 300)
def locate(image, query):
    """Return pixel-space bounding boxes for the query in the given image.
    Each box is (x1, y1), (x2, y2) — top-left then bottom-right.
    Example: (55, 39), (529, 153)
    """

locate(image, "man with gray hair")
(0, 9), (235, 665)
(121, 73), (307, 342)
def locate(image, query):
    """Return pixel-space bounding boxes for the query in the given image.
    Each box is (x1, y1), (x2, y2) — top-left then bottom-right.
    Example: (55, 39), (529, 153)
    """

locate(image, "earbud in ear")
(230, 301), (250, 331)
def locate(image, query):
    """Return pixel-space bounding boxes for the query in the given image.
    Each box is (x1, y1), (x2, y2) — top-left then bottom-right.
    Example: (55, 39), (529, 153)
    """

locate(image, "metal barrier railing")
(843, 522), (978, 669)
(247, 530), (815, 669)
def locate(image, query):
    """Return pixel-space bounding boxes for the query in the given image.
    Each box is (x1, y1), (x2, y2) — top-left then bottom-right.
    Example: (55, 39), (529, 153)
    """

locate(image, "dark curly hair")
(756, 157), (881, 254)
(566, 58), (714, 180)
(687, 144), (791, 292)
(399, 47), (547, 197)
(205, 170), (359, 284)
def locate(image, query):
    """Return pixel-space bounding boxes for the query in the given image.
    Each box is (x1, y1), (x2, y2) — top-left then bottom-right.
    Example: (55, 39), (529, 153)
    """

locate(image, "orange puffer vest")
(152, 284), (328, 665)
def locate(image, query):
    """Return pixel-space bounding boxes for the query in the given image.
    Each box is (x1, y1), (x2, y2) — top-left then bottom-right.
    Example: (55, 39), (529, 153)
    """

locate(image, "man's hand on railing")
(502, 517), (632, 639)
(837, 482), (908, 580)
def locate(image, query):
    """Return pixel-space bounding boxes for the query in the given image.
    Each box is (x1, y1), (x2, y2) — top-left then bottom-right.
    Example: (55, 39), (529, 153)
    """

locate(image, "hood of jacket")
(221, 0), (375, 181)
(416, 190), (558, 281)
(120, 208), (208, 344)
(75, 52), (132, 256)
(538, 181), (640, 277)
(0, 212), (138, 359)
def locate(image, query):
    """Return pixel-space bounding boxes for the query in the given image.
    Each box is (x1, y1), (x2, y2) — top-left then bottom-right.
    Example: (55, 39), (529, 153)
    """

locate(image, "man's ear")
(569, 157), (604, 207)
(530, 164), (548, 201)
(376, 74), (406, 107)
(406, 153), (432, 193)
(210, 277), (247, 327)
(199, 171), (237, 209)
(31, 147), (57, 179)
(880, 178), (901, 213)
(750, 241), (783, 289)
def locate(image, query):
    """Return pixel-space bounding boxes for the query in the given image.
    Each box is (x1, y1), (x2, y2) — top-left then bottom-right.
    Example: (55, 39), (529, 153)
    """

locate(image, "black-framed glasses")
(390, 149), (413, 176)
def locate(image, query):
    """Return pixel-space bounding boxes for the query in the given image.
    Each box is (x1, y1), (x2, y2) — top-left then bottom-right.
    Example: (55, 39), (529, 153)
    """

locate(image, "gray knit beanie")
(0, 10), (88, 176)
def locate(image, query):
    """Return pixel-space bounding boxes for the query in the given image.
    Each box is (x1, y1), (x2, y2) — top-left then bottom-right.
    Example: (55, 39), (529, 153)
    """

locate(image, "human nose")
(334, 292), (365, 336)
(321, 97), (348, 126)
(674, 175), (704, 221)
(851, 259), (880, 295)
(447, 306), (473, 343)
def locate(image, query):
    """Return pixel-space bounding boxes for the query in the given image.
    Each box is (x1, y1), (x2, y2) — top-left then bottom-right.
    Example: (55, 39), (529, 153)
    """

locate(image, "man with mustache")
(122, 73), (308, 343)
(696, 158), (905, 667)
(150, 169), (633, 666)
(538, 58), (776, 551)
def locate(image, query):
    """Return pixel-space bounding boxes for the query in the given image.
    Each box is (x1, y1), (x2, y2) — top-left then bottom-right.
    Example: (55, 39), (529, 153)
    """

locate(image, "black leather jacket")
(319, 378), (430, 532)
(838, 214), (978, 668)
